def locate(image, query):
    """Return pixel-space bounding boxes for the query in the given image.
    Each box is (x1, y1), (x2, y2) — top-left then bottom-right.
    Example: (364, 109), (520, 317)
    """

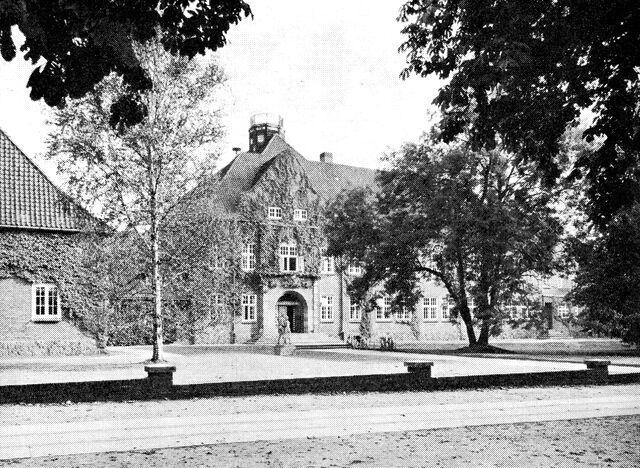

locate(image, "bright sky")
(0, 0), (441, 183)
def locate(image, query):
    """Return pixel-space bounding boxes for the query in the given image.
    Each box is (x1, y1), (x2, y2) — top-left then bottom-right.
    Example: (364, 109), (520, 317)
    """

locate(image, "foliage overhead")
(398, 0), (640, 227)
(0, 0), (251, 127)
(327, 139), (563, 346)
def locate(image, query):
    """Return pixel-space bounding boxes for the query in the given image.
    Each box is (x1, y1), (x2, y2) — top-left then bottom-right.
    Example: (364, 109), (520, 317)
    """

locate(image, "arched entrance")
(276, 292), (307, 333)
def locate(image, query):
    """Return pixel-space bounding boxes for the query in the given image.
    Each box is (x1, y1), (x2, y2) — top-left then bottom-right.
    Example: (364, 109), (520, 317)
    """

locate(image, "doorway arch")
(276, 291), (307, 333)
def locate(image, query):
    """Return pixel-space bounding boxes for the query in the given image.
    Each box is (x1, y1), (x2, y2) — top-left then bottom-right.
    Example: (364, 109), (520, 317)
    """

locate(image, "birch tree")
(47, 38), (226, 362)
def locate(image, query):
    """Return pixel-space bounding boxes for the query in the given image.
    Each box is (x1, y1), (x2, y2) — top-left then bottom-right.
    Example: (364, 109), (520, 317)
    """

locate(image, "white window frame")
(321, 296), (334, 322)
(241, 243), (256, 271)
(423, 297), (438, 321)
(347, 262), (362, 276)
(267, 206), (282, 220)
(376, 296), (392, 322)
(558, 302), (570, 318)
(395, 306), (411, 321)
(280, 243), (304, 273)
(349, 297), (361, 322)
(31, 284), (61, 322)
(441, 297), (454, 321)
(293, 209), (308, 222)
(321, 256), (335, 274)
(242, 294), (257, 322)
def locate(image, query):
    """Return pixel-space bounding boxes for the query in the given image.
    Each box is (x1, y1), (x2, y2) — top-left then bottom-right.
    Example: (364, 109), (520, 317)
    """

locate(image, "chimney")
(320, 152), (333, 163)
(232, 147), (241, 155)
(248, 113), (284, 153)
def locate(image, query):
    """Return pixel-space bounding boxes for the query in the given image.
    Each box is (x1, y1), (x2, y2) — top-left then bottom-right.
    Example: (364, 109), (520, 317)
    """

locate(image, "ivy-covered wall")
(0, 228), (98, 355)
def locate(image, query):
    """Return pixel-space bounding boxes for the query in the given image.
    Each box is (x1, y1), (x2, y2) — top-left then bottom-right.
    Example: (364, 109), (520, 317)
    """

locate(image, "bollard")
(404, 361), (434, 378)
(144, 364), (176, 388)
(584, 360), (610, 377)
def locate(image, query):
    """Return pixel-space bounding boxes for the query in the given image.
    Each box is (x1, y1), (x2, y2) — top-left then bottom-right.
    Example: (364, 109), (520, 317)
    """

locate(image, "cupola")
(248, 113), (284, 153)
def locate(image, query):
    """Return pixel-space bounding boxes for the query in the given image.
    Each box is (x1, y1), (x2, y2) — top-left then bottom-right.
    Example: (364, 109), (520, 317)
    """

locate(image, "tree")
(326, 139), (562, 347)
(398, 1), (640, 227)
(47, 39), (226, 362)
(0, 0), (251, 127)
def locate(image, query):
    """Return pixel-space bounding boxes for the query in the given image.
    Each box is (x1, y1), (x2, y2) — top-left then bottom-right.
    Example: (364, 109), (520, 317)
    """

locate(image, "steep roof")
(0, 129), (93, 231)
(206, 134), (377, 213)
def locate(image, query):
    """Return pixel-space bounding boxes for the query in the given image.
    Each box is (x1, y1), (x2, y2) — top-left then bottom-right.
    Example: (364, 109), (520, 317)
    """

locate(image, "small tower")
(248, 113), (284, 153)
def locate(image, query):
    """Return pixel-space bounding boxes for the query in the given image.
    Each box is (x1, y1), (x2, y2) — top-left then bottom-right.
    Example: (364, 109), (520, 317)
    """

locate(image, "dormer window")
(32, 284), (61, 322)
(294, 209), (308, 222)
(268, 207), (282, 219)
(280, 244), (304, 273)
(347, 262), (362, 276)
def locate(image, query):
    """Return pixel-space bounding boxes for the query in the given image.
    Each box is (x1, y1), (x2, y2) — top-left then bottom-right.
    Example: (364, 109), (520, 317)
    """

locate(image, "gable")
(0, 129), (91, 231)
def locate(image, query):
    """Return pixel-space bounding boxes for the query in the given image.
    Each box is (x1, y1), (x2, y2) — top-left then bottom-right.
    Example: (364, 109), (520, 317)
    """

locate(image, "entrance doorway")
(276, 292), (306, 333)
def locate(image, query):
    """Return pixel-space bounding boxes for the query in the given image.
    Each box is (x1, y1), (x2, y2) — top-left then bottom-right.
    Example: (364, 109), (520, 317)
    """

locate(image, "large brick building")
(0, 129), (97, 355)
(186, 114), (579, 345)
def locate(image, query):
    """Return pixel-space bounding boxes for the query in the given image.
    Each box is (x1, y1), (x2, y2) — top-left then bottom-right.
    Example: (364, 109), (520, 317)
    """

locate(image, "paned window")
(280, 244), (303, 272)
(267, 206), (282, 219)
(504, 302), (519, 319)
(558, 302), (570, 318)
(347, 262), (362, 276)
(293, 209), (308, 221)
(442, 296), (454, 321)
(321, 256), (335, 274)
(32, 284), (61, 321)
(349, 297), (361, 322)
(396, 306), (411, 321)
(423, 297), (438, 321)
(241, 243), (256, 271)
(321, 296), (334, 321)
(376, 296), (392, 321)
(242, 294), (257, 322)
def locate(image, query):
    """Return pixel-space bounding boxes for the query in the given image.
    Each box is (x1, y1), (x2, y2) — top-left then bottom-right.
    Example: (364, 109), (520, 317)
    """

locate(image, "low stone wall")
(0, 339), (98, 357)
(1, 366), (638, 405)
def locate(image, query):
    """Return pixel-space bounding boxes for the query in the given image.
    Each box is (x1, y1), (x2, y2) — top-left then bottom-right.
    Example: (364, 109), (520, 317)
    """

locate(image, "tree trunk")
(459, 305), (477, 346)
(151, 222), (164, 362)
(477, 320), (491, 346)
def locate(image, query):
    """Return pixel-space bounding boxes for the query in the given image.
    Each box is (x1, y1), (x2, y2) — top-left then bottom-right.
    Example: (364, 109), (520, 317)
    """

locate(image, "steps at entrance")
(270, 333), (349, 350)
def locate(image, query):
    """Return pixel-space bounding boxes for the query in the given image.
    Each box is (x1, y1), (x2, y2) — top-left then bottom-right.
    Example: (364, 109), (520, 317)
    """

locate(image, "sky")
(0, 0), (441, 183)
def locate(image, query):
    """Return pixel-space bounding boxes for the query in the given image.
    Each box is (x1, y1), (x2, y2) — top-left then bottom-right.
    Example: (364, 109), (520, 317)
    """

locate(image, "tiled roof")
(0, 128), (92, 231)
(202, 134), (377, 213)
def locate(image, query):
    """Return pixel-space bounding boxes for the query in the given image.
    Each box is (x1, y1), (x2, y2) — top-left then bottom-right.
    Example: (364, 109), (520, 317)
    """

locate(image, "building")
(0, 129), (98, 355)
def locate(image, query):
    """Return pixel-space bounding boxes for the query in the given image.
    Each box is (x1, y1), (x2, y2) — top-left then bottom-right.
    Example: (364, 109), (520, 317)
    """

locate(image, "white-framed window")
(504, 302), (519, 319)
(321, 256), (335, 274)
(293, 209), (308, 221)
(241, 243), (256, 271)
(31, 284), (61, 321)
(280, 244), (304, 273)
(321, 296), (334, 322)
(423, 297), (438, 321)
(347, 262), (362, 276)
(558, 302), (570, 318)
(349, 297), (361, 322)
(441, 296), (454, 321)
(242, 294), (257, 322)
(267, 206), (282, 219)
(211, 293), (224, 307)
(376, 296), (392, 321)
(468, 297), (476, 315)
(395, 306), (411, 321)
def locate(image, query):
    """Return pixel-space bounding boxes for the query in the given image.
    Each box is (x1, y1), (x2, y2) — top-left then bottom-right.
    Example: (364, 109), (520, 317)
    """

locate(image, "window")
(423, 297), (438, 321)
(211, 294), (224, 307)
(504, 302), (519, 319)
(32, 284), (61, 321)
(376, 296), (392, 321)
(396, 306), (411, 321)
(321, 296), (334, 321)
(242, 294), (257, 322)
(468, 298), (476, 315)
(241, 243), (256, 271)
(558, 302), (570, 318)
(294, 209), (308, 221)
(349, 297), (361, 322)
(441, 296), (454, 321)
(280, 244), (304, 273)
(321, 256), (335, 274)
(347, 262), (362, 276)
(213, 255), (223, 269)
(267, 206), (282, 219)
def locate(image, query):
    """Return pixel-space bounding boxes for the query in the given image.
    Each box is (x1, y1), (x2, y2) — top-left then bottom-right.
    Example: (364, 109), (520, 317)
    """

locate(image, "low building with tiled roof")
(0, 128), (98, 356)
